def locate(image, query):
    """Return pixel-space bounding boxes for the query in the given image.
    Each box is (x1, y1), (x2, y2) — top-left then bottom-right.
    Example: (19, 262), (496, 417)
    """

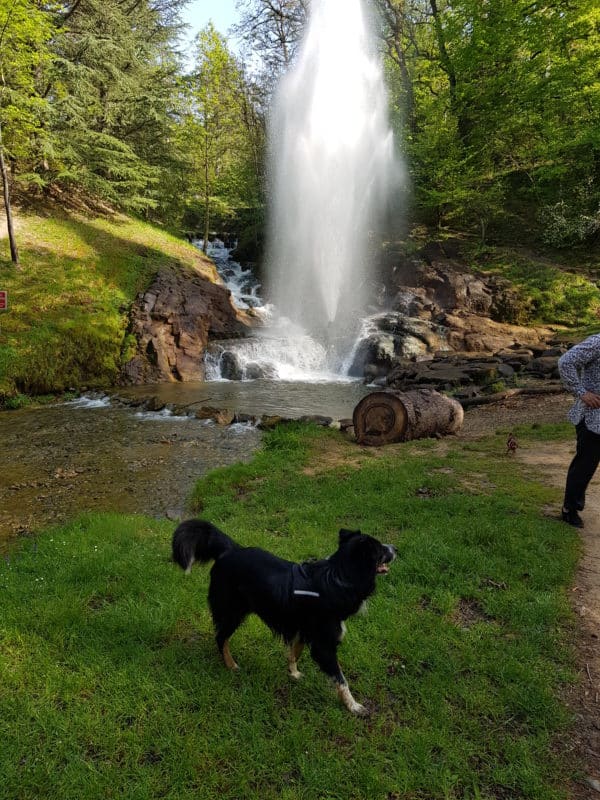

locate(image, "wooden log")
(458, 385), (566, 409)
(353, 388), (464, 446)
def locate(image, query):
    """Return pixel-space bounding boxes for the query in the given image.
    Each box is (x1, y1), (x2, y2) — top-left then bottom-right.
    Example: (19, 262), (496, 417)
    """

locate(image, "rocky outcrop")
(353, 241), (559, 384)
(121, 265), (254, 384)
(383, 345), (565, 396)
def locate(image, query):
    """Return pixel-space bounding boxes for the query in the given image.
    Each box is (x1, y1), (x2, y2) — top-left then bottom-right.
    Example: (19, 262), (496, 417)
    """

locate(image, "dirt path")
(462, 394), (600, 797)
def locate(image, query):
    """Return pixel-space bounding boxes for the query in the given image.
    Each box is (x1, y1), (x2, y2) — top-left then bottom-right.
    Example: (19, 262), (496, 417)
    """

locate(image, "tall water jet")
(265, 0), (400, 370)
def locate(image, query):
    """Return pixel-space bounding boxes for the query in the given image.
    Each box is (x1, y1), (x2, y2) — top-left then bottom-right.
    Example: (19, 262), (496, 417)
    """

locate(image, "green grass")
(462, 243), (600, 328)
(0, 210), (216, 402)
(0, 423), (582, 799)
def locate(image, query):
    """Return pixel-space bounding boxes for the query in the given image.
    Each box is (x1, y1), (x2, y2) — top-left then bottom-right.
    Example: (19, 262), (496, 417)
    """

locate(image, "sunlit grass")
(0, 210), (214, 400)
(0, 424), (581, 799)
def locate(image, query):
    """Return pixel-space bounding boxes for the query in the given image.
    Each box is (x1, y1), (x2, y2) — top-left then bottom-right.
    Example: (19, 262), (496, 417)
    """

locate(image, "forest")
(0, 0), (599, 254)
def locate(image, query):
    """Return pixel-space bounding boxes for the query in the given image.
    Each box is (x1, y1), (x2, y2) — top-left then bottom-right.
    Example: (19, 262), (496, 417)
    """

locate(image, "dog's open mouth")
(376, 544), (396, 575)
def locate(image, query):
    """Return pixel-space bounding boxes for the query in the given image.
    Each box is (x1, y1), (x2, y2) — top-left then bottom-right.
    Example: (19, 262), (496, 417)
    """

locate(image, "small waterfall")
(201, 240), (344, 381)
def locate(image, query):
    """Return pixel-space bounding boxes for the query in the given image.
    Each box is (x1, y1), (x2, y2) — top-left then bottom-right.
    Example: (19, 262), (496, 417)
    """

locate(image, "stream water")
(0, 400), (261, 551)
(1, 380), (370, 551)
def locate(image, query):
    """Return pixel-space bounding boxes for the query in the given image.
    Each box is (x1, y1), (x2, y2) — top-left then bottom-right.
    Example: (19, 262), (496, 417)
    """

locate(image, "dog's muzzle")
(376, 544), (397, 574)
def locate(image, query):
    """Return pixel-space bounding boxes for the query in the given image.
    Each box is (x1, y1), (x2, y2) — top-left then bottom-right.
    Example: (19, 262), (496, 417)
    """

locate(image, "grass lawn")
(0, 210), (215, 403)
(0, 423), (581, 800)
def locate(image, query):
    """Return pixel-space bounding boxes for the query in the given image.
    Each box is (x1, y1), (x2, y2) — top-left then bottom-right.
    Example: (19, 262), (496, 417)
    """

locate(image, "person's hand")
(581, 391), (600, 409)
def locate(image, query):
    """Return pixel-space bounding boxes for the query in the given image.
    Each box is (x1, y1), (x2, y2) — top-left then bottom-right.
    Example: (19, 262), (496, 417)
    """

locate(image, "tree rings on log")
(353, 388), (464, 446)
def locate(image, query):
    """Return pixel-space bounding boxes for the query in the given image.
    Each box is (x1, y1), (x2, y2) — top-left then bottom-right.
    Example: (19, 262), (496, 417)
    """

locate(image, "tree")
(0, 0), (53, 264)
(233, 0), (307, 84)
(377, 0), (600, 241)
(43, 0), (185, 211)
(185, 24), (257, 250)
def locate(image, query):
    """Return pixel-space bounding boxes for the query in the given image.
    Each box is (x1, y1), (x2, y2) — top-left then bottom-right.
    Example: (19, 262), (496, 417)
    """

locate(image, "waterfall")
(265, 0), (400, 370)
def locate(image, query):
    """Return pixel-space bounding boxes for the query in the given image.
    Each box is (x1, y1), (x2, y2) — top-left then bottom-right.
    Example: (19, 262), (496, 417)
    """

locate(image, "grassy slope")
(463, 243), (600, 329)
(0, 423), (581, 800)
(0, 210), (216, 403)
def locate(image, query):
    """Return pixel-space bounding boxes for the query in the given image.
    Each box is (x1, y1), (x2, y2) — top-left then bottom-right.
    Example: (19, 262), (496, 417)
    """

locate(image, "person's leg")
(563, 422), (600, 524)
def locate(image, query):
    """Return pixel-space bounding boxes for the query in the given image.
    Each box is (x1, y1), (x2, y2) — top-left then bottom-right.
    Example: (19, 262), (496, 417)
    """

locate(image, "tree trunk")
(203, 136), (210, 254)
(0, 120), (19, 265)
(353, 388), (464, 446)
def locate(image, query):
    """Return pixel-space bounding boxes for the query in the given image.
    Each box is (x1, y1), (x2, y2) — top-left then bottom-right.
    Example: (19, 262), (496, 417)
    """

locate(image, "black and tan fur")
(172, 519), (395, 714)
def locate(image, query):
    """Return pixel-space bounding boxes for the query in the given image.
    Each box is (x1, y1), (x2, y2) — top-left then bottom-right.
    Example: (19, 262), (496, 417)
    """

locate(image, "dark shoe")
(562, 508), (584, 528)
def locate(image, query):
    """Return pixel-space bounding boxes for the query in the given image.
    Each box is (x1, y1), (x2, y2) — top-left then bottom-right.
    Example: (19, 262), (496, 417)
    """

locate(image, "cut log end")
(352, 392), (408, 446)
(353, 389), (463, 447)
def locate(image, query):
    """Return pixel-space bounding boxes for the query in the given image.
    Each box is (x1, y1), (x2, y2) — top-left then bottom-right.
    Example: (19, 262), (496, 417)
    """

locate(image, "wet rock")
(145, 395), (166, 412)
(245, 362), (277, 380)
(194, 406), (221, 421)
(298, 415), (333, 426)
(215, 409), (236, 426)
(258, 415), (288, 430)
(234, 412), (257, 425)
(221, 351), (243, 381)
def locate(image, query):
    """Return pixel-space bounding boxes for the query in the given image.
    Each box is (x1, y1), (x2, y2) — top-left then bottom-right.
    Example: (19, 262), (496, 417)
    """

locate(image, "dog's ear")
(338, 528), (361, 544)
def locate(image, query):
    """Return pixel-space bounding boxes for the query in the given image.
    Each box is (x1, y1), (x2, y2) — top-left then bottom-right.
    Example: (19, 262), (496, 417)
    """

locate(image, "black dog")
(172, 520), (396, 714)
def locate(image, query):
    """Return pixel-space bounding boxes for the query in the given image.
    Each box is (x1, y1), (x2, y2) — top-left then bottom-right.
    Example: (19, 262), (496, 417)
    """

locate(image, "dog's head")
(337, 528), (396, 576)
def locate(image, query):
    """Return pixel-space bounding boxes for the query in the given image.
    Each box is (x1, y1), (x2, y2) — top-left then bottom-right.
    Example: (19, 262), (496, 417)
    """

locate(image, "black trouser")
(564, 421), (600, 511)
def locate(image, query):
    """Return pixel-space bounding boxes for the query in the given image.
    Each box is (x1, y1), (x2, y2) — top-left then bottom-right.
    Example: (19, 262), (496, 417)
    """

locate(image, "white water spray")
(265, 0), (400, 368)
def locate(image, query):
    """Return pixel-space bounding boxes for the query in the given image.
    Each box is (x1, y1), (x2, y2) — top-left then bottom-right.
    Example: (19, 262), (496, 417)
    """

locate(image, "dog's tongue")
(376, 564), (390, 574)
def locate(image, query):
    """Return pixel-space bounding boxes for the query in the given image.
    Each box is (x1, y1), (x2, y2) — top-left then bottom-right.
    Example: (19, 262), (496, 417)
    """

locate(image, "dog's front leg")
(335, 681), (366, 716)
(310, 641), (367, 716)
(287, 637), (305, 679)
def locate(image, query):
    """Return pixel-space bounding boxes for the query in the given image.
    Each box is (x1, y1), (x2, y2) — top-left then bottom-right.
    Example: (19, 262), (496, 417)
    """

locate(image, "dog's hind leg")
(209, 580), (246, 671)
(287, 637), (305, 680)
(221, 639), (239, 671)
(309, 641), (367, 716)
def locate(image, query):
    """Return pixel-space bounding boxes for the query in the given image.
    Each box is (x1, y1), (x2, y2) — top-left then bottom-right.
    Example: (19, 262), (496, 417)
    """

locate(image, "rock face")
(121, 265), (253, 384)
(352, 241), (559, 385)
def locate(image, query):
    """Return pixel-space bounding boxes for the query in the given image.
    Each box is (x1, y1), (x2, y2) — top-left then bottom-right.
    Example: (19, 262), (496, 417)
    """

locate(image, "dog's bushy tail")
(172, 519), (237, 573)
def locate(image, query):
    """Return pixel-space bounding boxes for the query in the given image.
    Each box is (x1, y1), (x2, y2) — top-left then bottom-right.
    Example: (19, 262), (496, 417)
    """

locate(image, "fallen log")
(458, 385), (566, 409)
(353, 388), (464, 446)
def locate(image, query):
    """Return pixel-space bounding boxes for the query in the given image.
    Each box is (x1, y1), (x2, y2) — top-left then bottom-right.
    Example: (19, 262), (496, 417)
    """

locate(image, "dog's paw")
(289, 669), (303, 680)
(350, 702), (368, 716)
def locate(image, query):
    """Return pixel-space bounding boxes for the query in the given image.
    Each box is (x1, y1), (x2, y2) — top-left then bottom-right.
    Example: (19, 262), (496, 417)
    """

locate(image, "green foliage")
(0, 426), (581, 798)
(0, 0), (53, 170)
(379, 0), (600, 242)
(169, 24), (265, 240)
(471, 248), (600, 326)
(43, 0), (183, 211)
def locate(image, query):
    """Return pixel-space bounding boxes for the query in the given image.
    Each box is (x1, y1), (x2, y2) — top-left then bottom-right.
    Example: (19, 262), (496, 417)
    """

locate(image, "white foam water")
(196, 239), (262, 310)
(265, 0), (400, 363)
(66, 395), (111, 409)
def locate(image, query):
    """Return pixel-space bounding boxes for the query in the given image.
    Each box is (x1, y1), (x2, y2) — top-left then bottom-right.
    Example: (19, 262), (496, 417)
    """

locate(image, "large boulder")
(121, 265), (253, 384)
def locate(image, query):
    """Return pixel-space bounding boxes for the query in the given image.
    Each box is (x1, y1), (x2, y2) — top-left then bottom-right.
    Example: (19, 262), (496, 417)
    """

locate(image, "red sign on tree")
(0, 291), (7, 311)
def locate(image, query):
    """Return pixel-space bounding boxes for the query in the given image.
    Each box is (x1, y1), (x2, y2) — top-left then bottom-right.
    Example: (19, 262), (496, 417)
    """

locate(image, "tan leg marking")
(287, 639), (305, 679)
(222, 640), (239, 670)
(336, 683), (367, 716)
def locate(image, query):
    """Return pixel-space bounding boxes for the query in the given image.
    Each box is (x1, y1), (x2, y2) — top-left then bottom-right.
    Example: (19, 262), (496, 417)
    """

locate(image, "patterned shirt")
(558, 334), (600, 433)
